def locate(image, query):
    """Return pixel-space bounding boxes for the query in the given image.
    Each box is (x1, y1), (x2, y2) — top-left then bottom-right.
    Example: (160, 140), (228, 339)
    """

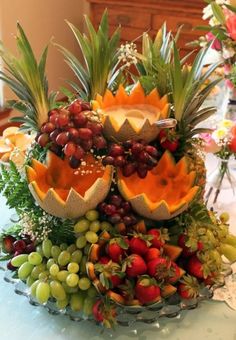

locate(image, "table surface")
(0, 155), (236, 340)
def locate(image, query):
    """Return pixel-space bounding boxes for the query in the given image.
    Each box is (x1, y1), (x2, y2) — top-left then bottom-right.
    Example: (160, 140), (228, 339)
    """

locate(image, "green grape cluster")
(10, 210), (105, 316)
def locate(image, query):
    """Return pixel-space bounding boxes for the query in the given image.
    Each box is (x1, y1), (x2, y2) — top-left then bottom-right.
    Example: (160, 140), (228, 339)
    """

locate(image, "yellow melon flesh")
(118, 151), (199, 220)
(26, 151), (113, 219)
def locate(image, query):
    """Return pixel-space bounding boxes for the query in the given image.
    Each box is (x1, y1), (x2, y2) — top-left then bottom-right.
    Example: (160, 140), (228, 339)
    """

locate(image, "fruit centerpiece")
(0, 13), (236, 329)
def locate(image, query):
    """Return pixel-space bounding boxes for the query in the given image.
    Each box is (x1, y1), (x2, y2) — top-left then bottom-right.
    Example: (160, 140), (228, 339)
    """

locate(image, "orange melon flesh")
(27, 152), (109, 202)
(118, 151), (199, 213)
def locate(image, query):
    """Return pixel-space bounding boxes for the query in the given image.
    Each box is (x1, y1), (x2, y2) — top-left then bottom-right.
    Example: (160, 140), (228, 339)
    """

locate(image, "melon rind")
(28, 167), (113, 219)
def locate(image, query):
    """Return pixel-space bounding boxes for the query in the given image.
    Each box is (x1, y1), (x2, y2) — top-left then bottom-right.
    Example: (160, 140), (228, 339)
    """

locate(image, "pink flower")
(206, 32), (221, 50)
(200, 133), (221, 153)
(224, 64), (232, 75)
(225, 79), (235, 89)
(226, 15), (236, 41)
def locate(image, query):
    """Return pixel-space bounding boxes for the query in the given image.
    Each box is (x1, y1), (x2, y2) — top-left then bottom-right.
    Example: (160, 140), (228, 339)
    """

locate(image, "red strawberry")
(158, 129), (179, 152)
(99, 256), (110, 264)
(187, 255), (204, 279)
(106, 238), (128, 263)
(168, 262), (181, 283)
(2, 235), (16, 254)
(178, 234), (195, 257)
(147, 229), (164, 249)
(92, 299), (116, 327)
(129, 236), (150, 256)
(110, 273), (123, 288)
(177, 275), (200, 299)
(135, 276), (161, 304)
(125, 254), (147, 278)
(147, 257), (170, 280)
(145, 248), (161, 262)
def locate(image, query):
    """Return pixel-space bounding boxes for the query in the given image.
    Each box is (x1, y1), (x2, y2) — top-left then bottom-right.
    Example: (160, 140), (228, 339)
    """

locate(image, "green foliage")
(57, 10), (121, 100)
(0, 23), (57, 131)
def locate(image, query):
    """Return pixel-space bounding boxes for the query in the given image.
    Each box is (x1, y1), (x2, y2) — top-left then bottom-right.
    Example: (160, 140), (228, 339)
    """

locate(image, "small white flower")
(219, 119), (234, 129)
(203, 4), (213, 20)
(212, 127), (229, 141)
(223, 47), (236, 59)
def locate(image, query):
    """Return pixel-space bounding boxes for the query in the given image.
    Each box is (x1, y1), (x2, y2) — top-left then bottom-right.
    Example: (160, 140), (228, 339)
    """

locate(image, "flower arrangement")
(200, 0), (236, 90)
(201, 119), (236, 203)
(0, 13), (236, 328)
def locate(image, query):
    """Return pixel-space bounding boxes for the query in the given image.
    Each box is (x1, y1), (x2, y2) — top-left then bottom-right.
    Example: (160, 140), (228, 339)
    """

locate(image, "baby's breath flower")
(212, 127), (229, 142)
(118, 42), (138, 68)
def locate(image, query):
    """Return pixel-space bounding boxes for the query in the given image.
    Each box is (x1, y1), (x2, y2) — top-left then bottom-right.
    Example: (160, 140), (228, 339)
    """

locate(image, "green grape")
(46, 258), (56, 269)
(83, 297), (96, 316)
(28, 252), (43, 266)
(76, 236), (87, 249)
(71, 249), (83, 263)
(70, 292), (84, 312)
(83, 244), (91, 256)
(78, 277), (91, 290)
(85, 231), (98, 244)
(26, 275), (35, 287)
(18, 262), (34, 280)
(11, 254), (28, 267)
(56, 296), (69, 310)
(85, 210), (99, 222)
(87, 286), (97, 298)
(67, 244), (77, 254)
(31, 263), (47, 279)
(80, 256), (87, 274)
(36, 245), (44, 257)
(60, 243), (68, 251)
(89, 220), (100, 233)
(30, 279), (40, 297)
(49, 263), (60, 276)
(57, 270), (69, 282)
(38, 271), (49, 280)
(50, 280), (66, 301)
(66, 273), (79, 287)
(51, 245), (61, 259)
(67, 262), (79, 273)
(74, 219), (90, 233)
(220, 212), (230, 223)
(100, 221), (112, 231)
(42, 239), (52, 258)
(58, 251), (71, 266)
(36, 281), (50, 304)
(62, 282), (78, 294)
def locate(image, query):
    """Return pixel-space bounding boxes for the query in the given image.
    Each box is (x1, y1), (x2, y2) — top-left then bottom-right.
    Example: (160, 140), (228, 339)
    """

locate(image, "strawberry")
(125, 254), (147, 278)
(177, 275), (200, 299)
(106, 238), (129, 263)
(178, 234), (195, 257)
(129, 235), (150, 255)
(147, 229), (164, 249)
(95, 261), (124, 289)
(99, 256), (110, 264)
(135, 276), (161, 304)
(187, 255), (204, 279)
(158, 129), (179, 152)
(147, 257), (170, 280)
(145, 248), (161, 262)
(92, 299), (116, 327)
(2, 235), (16, 254)
(168, 261), (182, 284)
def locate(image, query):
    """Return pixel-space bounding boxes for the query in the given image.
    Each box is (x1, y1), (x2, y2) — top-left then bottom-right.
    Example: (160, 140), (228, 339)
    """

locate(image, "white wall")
(0, 0), (89, 104)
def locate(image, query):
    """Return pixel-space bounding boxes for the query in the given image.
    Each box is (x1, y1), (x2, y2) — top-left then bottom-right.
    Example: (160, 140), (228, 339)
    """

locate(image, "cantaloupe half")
(26, 151), (113, 219)
(117, 151), (199, 220)
(94, 83), (169, 142)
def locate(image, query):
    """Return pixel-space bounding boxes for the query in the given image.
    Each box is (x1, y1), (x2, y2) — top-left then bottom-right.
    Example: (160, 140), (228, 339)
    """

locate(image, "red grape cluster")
(102, 140), (159, 178)
(98, 194), (137, 226)
(36, 100), (107, 168)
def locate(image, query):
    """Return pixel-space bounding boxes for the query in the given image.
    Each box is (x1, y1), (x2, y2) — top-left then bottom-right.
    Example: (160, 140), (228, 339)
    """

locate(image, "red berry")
(69, 100), (82, 115)
(145, 248), (161, 262)
(177, 283), (193, 299)
(69, 156), (81, 169)
(187, 255), (204, 279)
(68, 128), (80, 140)
(131, 143), (144, 155)
(110, 195), (122, 207)
(109, 144), (124, 157)
(25, 243), (36, 254)
(73, 112), (88, 127)
(41, 122), (55, 133)
(104, 204), (117, 216)
(168, 262), (181, 283)
(145, 145), (158, 157)
(57, 113), (69, 127)
(135, 277), (161, 304)
(107, 238), (128, 263)
(80, 139), (93, 151)
(122, 163), (136, 177)
(93, 136), (107, 149)
(13, 239), (26, 253)
(147, 257), (170, 280)
(147, 229), (164, 249)
(114, 156), (126, 167)
(64, 142), (77, 157)
(56, 132), (69, 146)
(7, 261), (17, 271)
(86, 121), (103, 135)
(49, 113), (59, 124)
(126, 254), (147, 278)
(74, 145), (85, 160)
(137, 166), (148, 178)
(129, 237), (149, 256)
(37, 133), (49, 147)
(102, 156), (114, 166)
(2, 235), (16, 254)
(49, 129), (61, 142)
(229, 136), (236, 152)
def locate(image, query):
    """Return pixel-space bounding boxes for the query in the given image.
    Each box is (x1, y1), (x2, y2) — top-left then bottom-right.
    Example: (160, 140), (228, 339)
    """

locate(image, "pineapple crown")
(0, 23), (57, 132)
